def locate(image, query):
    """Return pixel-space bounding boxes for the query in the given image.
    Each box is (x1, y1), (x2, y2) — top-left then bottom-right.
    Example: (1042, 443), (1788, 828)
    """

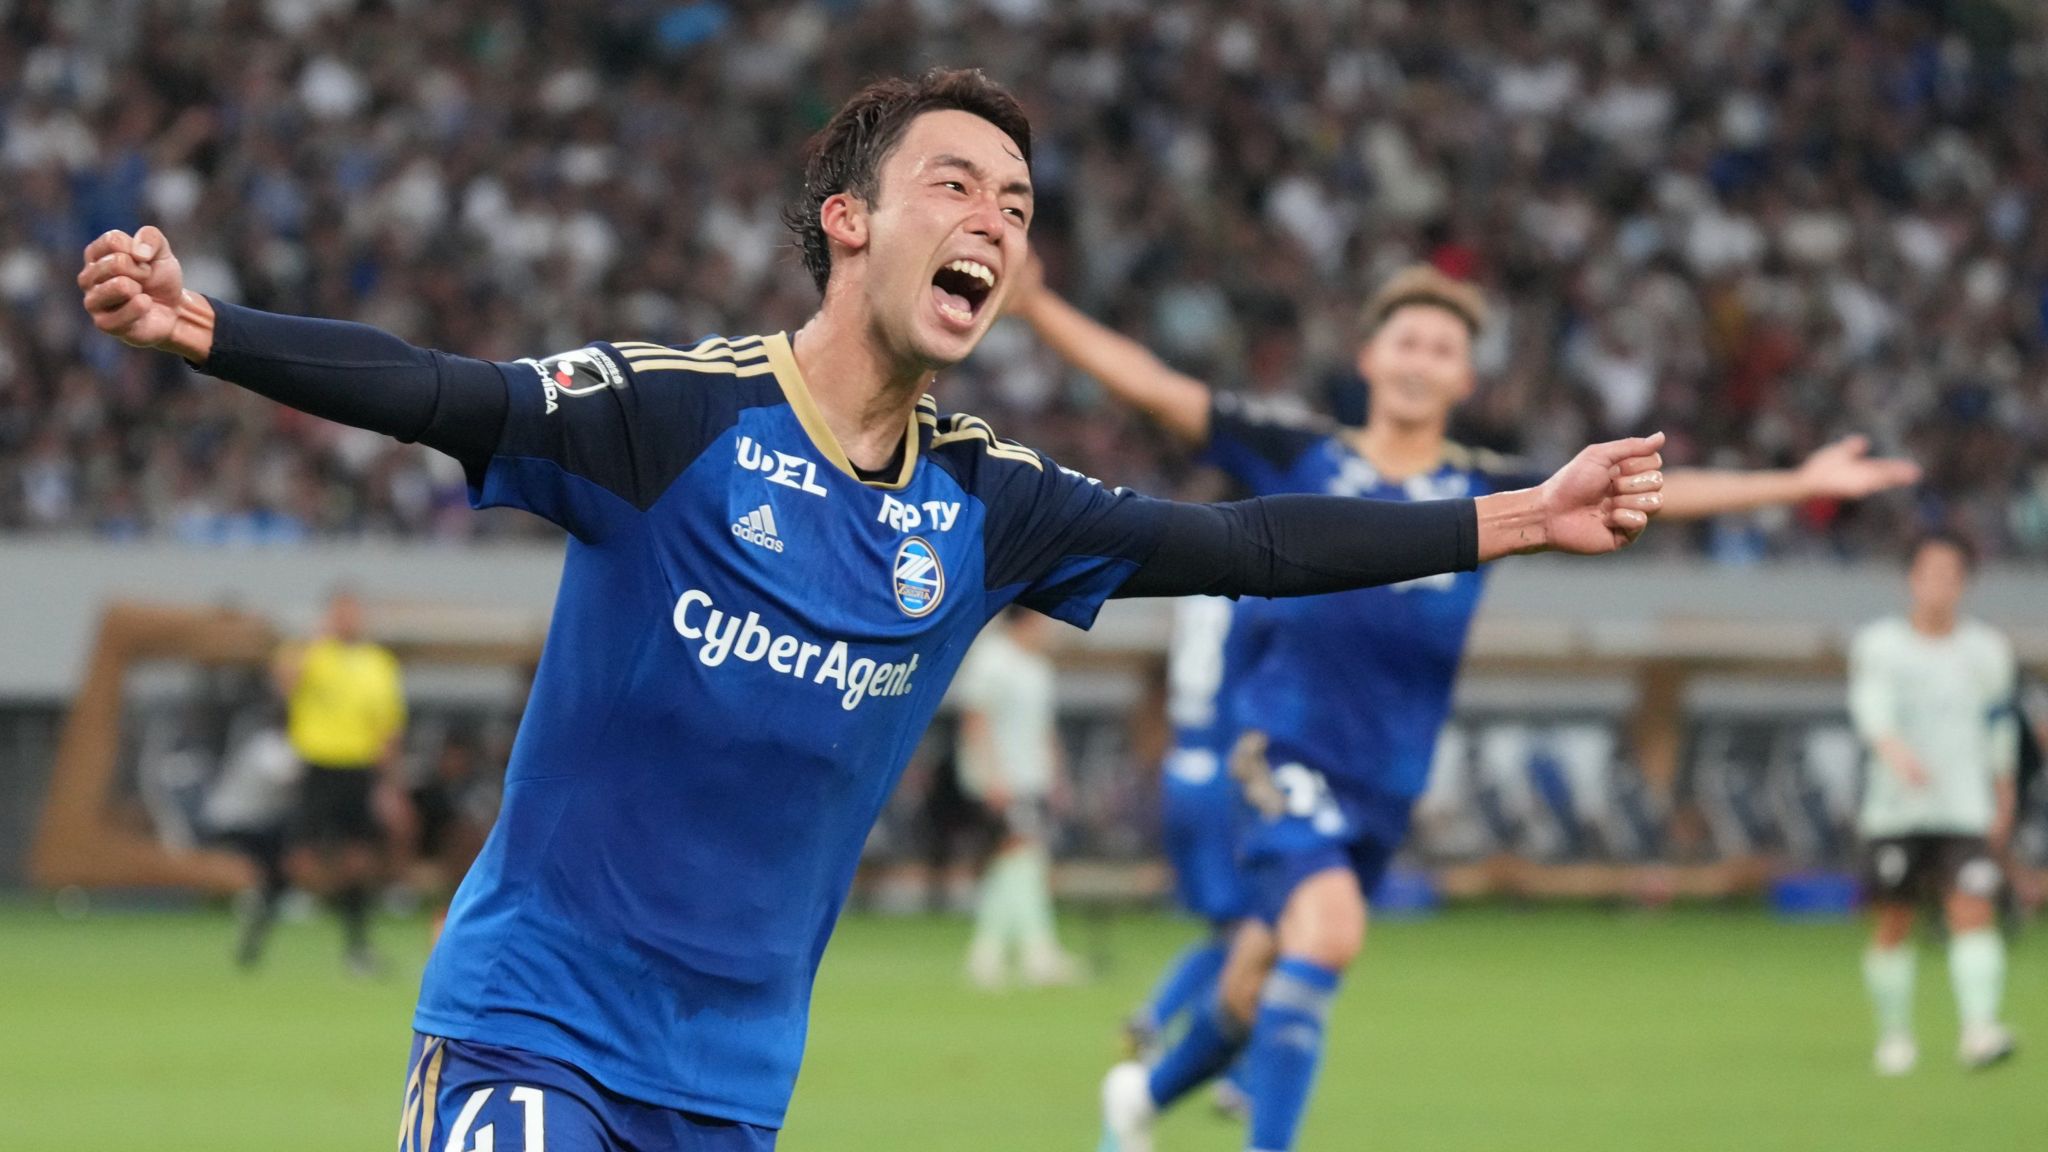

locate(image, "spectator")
(7, 1), (2046, 558)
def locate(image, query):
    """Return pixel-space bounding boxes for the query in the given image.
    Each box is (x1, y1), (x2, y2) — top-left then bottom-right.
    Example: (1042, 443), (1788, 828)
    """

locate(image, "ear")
(1354, 332), (1377, 383)
(820, 191), (869, 259)
(1450, 355), (1477, 402)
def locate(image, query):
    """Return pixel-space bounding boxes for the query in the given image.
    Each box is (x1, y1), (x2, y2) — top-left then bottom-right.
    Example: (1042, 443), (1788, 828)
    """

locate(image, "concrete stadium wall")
(0, 541), (569, 701)
(5, 540), (2048, 701)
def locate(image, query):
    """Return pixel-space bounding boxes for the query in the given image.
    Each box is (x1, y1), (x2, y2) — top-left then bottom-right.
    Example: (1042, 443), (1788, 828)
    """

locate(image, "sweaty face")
(1907, 542), (1969, 618)
(1356, 304), (1475, 429)
(856, 109), (1033, 369)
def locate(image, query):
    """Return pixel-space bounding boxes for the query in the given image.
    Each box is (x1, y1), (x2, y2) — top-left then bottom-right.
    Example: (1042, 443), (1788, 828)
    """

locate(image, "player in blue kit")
(1122, 596), (1264, 1113)
(1016, 262), (1921, 1152)
(1138, 594), (1290, 1115)
(80, 70), (1672, 1152)
(1138, 596), (1255, 1044)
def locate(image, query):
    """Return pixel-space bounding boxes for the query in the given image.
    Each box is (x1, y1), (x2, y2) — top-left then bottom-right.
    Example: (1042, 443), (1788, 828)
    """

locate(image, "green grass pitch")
(0, 901), (2038, 1150)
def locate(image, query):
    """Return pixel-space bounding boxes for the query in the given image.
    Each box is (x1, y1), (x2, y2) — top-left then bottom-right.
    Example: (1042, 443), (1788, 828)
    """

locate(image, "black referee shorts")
(292, 764), (381, 848)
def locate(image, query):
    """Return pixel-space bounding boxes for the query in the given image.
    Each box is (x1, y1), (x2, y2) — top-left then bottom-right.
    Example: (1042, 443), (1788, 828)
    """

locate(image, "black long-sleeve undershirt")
(1117, 495), (1477, 599)
(191, 300), (1482, 597)
(202, 298), (507, 478)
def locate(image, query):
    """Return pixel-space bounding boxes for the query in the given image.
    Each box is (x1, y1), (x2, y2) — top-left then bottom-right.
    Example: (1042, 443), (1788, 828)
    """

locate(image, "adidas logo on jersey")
(732, 504), (785, 553)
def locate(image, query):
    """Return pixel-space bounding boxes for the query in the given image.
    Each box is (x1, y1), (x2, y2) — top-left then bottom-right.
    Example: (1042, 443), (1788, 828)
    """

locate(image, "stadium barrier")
(24, 580), (2048, 900)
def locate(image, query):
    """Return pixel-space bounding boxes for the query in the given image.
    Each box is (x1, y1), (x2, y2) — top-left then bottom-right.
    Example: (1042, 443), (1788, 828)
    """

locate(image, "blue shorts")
(1237, 756), (1415, 926)
(1160, 744), (1251, 924)
(399, 1034), (777, 1152)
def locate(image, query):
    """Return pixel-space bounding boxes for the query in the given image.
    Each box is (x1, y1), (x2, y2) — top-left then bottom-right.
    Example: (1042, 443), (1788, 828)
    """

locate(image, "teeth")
(944, 259), (996, 289)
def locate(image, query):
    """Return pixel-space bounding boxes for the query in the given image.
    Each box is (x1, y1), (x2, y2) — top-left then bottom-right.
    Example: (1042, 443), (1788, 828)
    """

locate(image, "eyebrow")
(931, 154), (1034, 199)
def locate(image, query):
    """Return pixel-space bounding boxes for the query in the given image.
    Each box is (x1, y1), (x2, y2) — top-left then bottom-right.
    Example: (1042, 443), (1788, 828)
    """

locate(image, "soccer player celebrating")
(1849, 532), (2019, 1074)
(80, 70), (1667, 1152)
(1011, 262), (1922, 1152)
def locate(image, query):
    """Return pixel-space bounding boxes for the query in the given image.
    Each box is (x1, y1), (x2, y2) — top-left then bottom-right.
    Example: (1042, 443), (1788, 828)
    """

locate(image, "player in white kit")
(1848, 531), (2020, 1074)
(956, 609), (1082, 987)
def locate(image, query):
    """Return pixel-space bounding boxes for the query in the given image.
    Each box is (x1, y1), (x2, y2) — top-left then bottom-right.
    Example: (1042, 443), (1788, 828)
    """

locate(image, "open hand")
(1796, 435), (1921, 500)
(1880, 738), (1931, 790)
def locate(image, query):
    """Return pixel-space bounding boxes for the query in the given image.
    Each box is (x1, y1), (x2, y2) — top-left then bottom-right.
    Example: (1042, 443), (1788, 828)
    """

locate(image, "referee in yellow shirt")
(273, 586), (407, 975)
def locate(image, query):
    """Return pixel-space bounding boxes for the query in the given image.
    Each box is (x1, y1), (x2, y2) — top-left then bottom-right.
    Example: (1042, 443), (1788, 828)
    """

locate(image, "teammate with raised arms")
(1013, 261), (1919, 1152)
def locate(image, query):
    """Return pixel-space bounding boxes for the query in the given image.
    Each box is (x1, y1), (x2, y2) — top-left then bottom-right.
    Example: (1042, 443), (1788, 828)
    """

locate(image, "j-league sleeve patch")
(529, 347), (625, 413)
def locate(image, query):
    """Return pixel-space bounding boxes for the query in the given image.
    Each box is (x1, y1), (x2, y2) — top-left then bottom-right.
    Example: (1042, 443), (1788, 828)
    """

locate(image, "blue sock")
(1141, 937), (1229, 1032)
(1146, 993), (1249, 1111)
(1244, 957), (1341, 1151)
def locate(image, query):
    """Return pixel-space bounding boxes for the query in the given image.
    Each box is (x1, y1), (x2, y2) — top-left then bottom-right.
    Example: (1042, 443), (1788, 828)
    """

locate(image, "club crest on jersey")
(892, 536), (944, 617)
(529, 347), (623, 414)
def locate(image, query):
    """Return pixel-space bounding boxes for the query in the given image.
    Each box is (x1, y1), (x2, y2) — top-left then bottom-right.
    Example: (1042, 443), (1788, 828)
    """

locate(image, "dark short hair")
(1910, 528), (1979, 573)
(784, 68), (1032, 293)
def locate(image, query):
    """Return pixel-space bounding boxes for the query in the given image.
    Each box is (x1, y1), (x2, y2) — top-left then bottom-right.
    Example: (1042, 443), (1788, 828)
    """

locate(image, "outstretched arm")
(1010, 262), (1213, 447)
(1116, 433), (1666, 599)
(78, 227), (507, 476)
(973, 420), (1662, 624)
(1659, 436), (1919, 520)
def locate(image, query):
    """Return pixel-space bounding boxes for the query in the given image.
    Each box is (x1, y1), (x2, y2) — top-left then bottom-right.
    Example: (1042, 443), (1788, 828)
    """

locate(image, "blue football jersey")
(413, 333), (1167, 1127)
(1202, 394), (1541, 801)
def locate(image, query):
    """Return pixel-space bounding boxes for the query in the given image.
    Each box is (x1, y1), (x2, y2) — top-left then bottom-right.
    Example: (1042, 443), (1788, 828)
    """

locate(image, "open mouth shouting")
(931, 258), (998, 330)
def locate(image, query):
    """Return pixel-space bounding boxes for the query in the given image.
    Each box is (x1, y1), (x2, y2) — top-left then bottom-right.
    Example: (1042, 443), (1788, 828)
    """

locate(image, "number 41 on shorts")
(442, 1086), (545, 1152)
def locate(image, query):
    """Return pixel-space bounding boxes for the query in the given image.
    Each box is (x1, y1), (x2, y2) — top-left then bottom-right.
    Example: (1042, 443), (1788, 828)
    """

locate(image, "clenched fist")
(1474, 432), (1667, 562)
(77, 225), (215, 361)
(1537, 432), (1667, 555)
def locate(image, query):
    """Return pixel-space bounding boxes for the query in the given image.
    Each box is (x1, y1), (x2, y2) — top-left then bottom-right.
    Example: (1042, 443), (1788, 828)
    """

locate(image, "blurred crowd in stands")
(4, 0), (2046, 559)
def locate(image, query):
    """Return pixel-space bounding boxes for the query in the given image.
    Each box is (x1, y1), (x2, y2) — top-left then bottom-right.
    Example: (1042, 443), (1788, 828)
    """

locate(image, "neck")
(1350, 415), (1449, 481)
(789, 300), (933, 473)
(1910, 605), (1958, 637)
